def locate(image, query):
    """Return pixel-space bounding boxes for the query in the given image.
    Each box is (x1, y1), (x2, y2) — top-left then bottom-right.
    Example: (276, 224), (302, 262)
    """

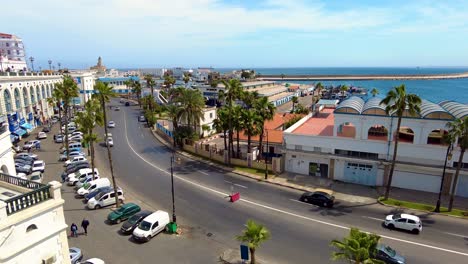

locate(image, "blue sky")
(2, 0), (468, 69)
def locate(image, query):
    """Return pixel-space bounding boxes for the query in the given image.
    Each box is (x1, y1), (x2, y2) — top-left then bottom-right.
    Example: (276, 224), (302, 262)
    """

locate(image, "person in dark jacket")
(81, 218), (90, 235)
(70, 223), (78, 237)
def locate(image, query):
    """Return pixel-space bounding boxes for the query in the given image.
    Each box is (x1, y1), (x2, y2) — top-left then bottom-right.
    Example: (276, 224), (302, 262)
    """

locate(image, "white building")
(283, 96), (468, 197)
(0, 33), (28, 72)
(0, 72), (60, 141)
(193, 68), (213, 82)
(141, 68), (167, 78)
(70, 71), (95, 104)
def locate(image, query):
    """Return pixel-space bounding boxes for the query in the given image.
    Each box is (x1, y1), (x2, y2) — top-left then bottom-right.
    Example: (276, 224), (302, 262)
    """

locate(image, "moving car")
(114, 107), (120, 111)
(32, 160), (46, 173)
(15, 152), (38, 160)
(299, 190), (335, 208)
(23, 140), (41, 150)
(37, 132), (47, 139)
(106, 137), (114, 147)
(87, 188), (124, 210)
(132, 210), (170, 242)
(120, 210), (153, 234)
(375, 244), (406, 264)
(125, 102), (130, 106)
(107, 121), (115, 128)
(384, 213), (422, 234)
(107, 203), (141, 224)
(69, 247), (83, 264)
(138, 115), (146, 122)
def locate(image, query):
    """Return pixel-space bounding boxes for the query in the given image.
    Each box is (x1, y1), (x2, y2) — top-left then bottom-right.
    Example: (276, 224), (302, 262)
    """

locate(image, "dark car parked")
(85, 186), (113, 201)
(15, 157), (34, 165)
(120, 210), (153, 234)
(299, 191), (335, 208)
(62, 163), (90, 179)
(15, 164), (32, 175)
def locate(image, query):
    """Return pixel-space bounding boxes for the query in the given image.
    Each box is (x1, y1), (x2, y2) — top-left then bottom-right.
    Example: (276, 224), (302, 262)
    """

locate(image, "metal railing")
(0, 173), (51, 215)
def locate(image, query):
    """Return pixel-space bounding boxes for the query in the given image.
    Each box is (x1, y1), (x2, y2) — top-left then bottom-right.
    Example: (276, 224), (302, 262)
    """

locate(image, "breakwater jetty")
(259, 72), (468, 81)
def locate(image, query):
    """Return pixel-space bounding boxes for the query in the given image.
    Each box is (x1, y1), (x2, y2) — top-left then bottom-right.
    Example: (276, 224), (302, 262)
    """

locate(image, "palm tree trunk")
(57, 103), (64, 148)
(228, 105), (233, 164)
(236, 130), (240, 158)
(247, 135), (251, 153)
(258, 127), (264, 157)
(223, 130), (227, 150)
(101, 98), (120, 208)
(250, 248), (256, 264)
(64, 103), (70, 160)
(448, 148), (465, 211)
(385, 117), (402, 200)
(90, 139), (96, 177)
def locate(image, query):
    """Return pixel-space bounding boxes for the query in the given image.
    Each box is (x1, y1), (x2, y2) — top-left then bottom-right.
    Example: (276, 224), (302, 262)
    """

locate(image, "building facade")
(0, 72), (60, 141)
(70, 72), (95, 104)
(0, 33), (28, 72)
(284, 96), (468, 197)
(97, 76), (140, 95)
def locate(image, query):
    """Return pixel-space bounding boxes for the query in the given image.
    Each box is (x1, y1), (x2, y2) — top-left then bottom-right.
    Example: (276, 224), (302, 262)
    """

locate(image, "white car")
(106, 137), (114, 147)
(384, 213), (422, 234)
(37, 132), (47, 139)
(78, 258), (105, 264)
(65, 156), (87, 166)
(108, 121), (115, 128)
(15, 173), (27, 180)
(72, 131), (83, 137)
(23, 140), (41, 150)
(29, 172), (43, 183)
(67, 168), (99, 186)
(70, 135), (83, 142)
(32, 160), (45, 173)
(87, 189), (124, 210)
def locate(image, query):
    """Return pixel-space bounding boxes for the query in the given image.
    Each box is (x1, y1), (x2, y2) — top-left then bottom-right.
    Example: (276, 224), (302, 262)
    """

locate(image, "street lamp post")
(264, 130), (269, 180)
(170, 152), (177, 223)
(435, 143), (453, 212)
(58, 62), (61, 70)
(48, 60), (52, 70)
(29, 56), (35, 72)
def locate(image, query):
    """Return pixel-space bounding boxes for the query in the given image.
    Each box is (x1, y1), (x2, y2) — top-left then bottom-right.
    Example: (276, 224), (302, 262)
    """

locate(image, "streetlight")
(435, 142), (453, 212)
(57, 62), (61, 70)
(170, 151), (177, 223)
(48, 60), (52, 70)
(29, 56), (35, 72)
(264, 130), (269, 180)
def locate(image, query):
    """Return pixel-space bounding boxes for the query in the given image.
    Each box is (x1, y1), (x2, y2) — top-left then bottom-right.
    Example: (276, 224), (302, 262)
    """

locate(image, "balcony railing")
(0, 173), (51, 215)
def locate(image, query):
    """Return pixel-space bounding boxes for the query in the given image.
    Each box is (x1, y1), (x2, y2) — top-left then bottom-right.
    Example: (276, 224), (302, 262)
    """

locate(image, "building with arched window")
(284, 96), (468, 197)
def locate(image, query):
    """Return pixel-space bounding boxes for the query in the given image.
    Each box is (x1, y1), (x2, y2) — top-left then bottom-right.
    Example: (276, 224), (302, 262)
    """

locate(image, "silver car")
(69, 247), (83, 264)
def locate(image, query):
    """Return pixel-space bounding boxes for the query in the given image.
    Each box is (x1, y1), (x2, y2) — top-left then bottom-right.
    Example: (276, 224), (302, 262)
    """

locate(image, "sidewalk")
(150, 128), (468, 211)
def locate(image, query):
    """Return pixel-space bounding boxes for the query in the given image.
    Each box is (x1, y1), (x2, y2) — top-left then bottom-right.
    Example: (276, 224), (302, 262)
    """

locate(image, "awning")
(20, 123), (33, 130)
(12, 128), (27, 137)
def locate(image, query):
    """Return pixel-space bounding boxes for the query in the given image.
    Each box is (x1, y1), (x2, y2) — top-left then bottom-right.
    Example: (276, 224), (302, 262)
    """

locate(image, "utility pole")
(48, 60), (52, 70)
(58, 62), (61, 70)
(435, 143), (453, 212)
(264, 130), (269, 180)
(29, 56), (35, 72)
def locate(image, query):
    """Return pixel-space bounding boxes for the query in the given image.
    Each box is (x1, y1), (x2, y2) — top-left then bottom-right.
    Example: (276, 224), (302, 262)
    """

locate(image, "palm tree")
(144, 74), (156, 98)
(236, 220), (271, 264)
(380, 84), (421, 200)
(123, 79), (133, 99)
(175, 89), (205, 133)
(131, 81), (142, 107)
(447, 117), (468, 211)
(56, 75), (79, 160)
(213, 107), (229, 151)
(183, 73), (190, 86)
(93, 81), (120, 207)
(164, 75), (176, 92)
(221, 79), (244, 164)
(233, 105), (244, 158)
(47, 87), (64, 140)
(330, 228), (384, 264)
(164, 103), (183, 146)
(255, 97), (276, 157)
(242, 109), (261, 154)
(371, 88), (379, 97)
(340, 85), (349, 99)
(291, 96), (298, 113)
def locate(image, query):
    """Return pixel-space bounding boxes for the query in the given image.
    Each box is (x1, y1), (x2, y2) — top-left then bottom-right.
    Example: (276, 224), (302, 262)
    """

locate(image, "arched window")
(4, 90), (12, 112)
(26, 224), (38, 232)
(41, 85), (46, 99)
(23, 87), (29, 106)
(36, 85), (41, 101)
(30, 87), (36, 104)
(47, 84), (51, 97)
(14, 88), (21, 109)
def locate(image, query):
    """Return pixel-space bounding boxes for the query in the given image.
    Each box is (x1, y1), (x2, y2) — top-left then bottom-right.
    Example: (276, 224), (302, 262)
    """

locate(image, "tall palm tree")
(447, 117), (468, 211)
(255, 97), (276, 157)
(144, 74), (156, 98)
(291, 96), (298, 113)
(221, 79), (244, 164)
(380, 84), (421, 200)
(164, 75), (176, 92)
(330, 228), (384, 264)
(183, 73), (190, 86)
(56, 75), (79, 160)
(123, 79), (133, 99)
(213, 107), (229, 151)
(164, 103), (183, 146)
(340, 85), (349, 99)
(93, 81), (120, 207)
(236, 220), (271, 264)
(131, 81), (142, 107)
(242, 109), (261, 154)
(47, 87), (64, 140)
(371, 88), (379, 97)
(233, 105), (244, 158)
(175, 89), (205, 133)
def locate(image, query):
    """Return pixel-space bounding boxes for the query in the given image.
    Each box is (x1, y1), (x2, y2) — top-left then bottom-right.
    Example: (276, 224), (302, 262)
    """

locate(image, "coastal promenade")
(260, 71), (468, 81)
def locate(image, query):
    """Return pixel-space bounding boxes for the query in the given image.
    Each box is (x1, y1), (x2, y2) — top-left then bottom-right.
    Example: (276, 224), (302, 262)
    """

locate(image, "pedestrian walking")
(70, 223), (78, 237)
(81, 218), (90, 235)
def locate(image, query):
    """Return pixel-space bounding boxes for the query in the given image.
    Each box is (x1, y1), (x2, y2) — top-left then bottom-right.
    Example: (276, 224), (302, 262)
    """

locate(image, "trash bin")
(166, 222), (178, 234)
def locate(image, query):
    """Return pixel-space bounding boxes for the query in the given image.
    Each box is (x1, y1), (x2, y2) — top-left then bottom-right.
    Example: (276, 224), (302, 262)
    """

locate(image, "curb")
(377, 199), (468, 220)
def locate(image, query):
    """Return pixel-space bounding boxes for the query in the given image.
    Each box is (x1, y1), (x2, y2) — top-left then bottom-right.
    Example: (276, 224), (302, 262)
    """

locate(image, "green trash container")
(166, 222), (178, 234)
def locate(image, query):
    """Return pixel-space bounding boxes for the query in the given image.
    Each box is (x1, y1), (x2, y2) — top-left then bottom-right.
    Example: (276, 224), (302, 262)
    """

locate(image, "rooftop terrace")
(292, 108), (335, 136)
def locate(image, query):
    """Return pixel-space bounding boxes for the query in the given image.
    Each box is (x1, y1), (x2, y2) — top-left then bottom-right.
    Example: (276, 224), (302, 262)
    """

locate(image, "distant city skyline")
(2, 0), (468, 69)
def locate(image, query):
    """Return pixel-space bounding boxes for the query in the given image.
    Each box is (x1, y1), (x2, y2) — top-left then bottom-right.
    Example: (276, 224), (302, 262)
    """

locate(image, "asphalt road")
(92, 100), (468, 263)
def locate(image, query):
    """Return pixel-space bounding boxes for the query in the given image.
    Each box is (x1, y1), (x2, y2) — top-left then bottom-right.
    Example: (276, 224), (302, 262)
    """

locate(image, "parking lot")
(31, 123), (225, 263)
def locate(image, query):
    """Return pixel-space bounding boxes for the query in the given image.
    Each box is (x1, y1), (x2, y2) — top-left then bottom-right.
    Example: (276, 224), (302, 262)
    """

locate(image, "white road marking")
(234, 183), (248, 189)
(444, 232), (468, 239)
(224, 180), (233, 184)
(198, 170), (209, 175)
(362, 216), (383, 221)
(123, 111), (468, 257)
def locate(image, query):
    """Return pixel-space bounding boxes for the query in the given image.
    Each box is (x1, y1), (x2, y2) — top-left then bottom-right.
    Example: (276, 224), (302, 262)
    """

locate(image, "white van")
(77, 178), (111, 196)
(87, 189), (124, 210)
(67, 168), (99, 186)
(132, 211), (170, 242)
